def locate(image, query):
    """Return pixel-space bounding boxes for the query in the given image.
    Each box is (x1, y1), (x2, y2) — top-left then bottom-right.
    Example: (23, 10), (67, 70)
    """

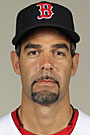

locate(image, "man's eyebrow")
(51, 44), (69, 51)
(24, 44), (41, 50)
(24, 43), (69, 51)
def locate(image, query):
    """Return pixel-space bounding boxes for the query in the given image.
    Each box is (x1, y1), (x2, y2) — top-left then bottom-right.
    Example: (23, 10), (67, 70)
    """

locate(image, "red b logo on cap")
(37, 3), (54, 20)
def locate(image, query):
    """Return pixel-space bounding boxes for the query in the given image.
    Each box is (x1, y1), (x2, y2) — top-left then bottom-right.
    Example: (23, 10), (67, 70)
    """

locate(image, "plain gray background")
(0, 0), (90, 117)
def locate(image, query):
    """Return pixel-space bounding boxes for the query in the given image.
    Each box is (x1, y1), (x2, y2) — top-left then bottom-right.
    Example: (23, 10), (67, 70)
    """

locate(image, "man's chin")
(31, 90), (59, 106)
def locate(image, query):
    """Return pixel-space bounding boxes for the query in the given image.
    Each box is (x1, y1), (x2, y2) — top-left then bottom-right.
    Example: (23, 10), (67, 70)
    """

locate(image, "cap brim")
(12, 24), (80, 45)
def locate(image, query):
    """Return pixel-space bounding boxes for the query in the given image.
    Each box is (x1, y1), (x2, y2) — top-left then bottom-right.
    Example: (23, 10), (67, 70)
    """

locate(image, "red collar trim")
(12, 107), (78, 135)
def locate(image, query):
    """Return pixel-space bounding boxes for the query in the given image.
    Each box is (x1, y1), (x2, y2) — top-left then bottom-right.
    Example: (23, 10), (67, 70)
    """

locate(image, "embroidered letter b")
(37, 3), (54, 20)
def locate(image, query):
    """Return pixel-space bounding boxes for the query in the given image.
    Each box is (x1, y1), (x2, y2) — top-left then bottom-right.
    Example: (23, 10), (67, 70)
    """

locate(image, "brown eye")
(28, 51), (39, 56)
(54, 51), (65, 56)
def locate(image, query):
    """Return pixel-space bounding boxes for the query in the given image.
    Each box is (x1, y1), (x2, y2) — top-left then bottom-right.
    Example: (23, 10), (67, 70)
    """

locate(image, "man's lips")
(37, 80), (55, 84)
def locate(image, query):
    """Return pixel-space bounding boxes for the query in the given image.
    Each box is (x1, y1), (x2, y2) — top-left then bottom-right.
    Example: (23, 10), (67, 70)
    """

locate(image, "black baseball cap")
(12, 1), (80, 45)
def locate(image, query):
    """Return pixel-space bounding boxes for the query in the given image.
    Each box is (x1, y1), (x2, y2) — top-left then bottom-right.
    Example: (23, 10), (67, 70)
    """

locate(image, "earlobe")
(71, 53), (79, 77)
(11, 51), (21, 75)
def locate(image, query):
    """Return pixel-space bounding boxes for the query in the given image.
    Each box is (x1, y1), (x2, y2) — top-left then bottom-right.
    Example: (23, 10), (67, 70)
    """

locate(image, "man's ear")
(71, 53), (79, 77)
(10, 51), (21, 75)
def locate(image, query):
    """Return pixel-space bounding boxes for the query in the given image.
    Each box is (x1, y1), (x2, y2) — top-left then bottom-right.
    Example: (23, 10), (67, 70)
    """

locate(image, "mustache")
(35, 75), (57, 82)
(31, 75), (60, 89)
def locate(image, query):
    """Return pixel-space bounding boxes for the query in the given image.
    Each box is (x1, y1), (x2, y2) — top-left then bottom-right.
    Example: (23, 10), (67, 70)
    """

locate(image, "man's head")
(11, 1), (80, 106)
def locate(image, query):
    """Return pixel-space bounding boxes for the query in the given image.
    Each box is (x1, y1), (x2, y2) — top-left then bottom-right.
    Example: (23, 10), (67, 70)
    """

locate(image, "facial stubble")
(31, 79), (60, 106)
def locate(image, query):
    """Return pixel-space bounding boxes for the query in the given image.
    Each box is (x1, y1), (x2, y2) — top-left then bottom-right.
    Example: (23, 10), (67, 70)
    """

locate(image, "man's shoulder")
(72, 110), (90, 134)
(0, 113), (11, 124)
(78, 110), (90, 127)
(0, 113), (21, 135)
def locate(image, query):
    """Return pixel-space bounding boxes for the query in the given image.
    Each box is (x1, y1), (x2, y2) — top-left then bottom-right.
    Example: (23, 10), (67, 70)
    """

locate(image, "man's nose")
(41, 63), (53, 70)
(40, 53), (53, 71)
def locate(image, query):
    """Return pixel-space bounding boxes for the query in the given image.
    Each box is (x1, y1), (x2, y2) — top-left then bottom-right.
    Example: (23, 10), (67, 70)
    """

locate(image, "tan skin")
(11, 27), (79, 135)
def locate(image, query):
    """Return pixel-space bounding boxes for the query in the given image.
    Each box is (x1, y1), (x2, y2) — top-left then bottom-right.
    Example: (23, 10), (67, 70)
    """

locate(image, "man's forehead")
(29, 27), (70, 39)
(22, 27), (71, 46)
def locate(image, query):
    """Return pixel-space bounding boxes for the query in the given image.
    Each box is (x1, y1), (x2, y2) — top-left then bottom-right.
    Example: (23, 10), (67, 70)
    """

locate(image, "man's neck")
(19, 91), (73, 135)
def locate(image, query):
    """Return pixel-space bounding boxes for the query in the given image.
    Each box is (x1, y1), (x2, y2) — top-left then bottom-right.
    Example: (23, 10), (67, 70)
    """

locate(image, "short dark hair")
(15, 44), (21, 58)
(70, 43), (76, 57)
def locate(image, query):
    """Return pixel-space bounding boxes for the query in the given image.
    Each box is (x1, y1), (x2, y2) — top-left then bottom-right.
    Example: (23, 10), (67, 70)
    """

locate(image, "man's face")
(11, 28), (79, 106)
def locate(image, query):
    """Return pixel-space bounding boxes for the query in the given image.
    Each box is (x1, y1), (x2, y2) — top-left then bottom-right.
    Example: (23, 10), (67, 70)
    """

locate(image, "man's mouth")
(37, 79), (55, 84)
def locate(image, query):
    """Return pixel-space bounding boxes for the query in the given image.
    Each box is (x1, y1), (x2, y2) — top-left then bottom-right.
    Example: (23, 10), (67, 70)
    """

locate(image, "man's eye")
(28, 51), (39, 56)
(54, 51), (65, 56)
